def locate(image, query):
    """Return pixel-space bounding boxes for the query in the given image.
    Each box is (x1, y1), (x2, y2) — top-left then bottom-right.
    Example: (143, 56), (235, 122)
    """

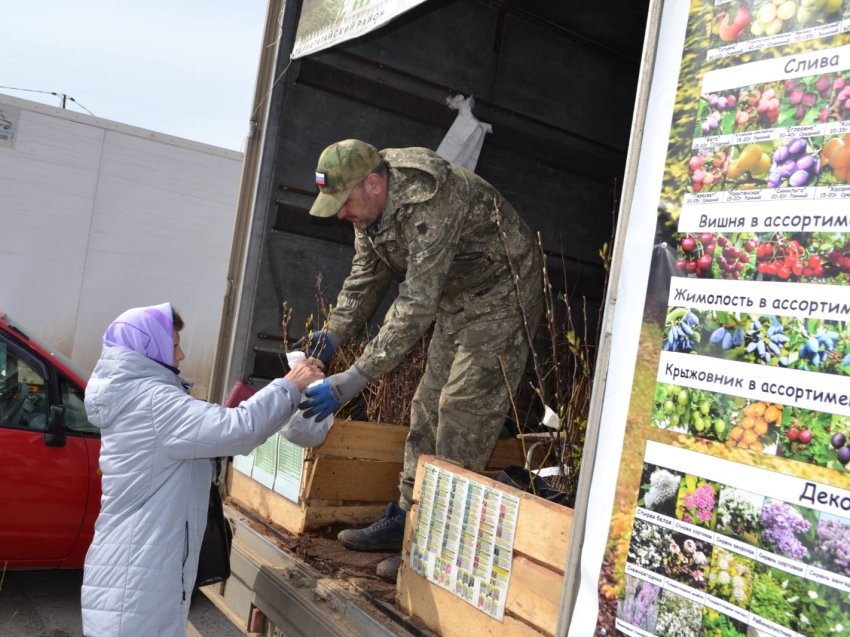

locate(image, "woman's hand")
(284, 358), (325, 391)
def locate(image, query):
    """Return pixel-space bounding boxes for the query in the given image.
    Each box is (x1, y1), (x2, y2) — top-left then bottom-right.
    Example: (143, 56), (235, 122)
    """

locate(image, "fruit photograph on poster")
(695, 70), (850, 140)
(709, 0), (843, 52)
(673, 231), (850, 283)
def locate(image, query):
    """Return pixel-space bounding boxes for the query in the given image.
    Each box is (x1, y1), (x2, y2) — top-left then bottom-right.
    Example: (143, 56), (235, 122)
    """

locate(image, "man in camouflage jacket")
(301, 139), (542, 581)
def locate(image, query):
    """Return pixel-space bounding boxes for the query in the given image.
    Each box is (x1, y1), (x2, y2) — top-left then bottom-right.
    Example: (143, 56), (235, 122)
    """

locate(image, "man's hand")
(300, 365), (367, 421)
(306, 329), (342, 365)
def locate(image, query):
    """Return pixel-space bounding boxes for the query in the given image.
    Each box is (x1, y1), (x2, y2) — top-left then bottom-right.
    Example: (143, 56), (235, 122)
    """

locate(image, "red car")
(0, 311), (101, 568)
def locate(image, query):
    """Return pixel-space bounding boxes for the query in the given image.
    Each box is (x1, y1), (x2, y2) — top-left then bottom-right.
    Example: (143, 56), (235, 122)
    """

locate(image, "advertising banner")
(292, 0), (429, 59)
(570, 2), (850, 636)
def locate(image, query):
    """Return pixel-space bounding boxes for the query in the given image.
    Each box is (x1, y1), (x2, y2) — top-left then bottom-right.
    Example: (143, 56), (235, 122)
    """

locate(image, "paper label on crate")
(272, 436), (304, 502)
(232, 451), (255, 476)
(413, 464), (519, 621)
(250, 434), (277, 489)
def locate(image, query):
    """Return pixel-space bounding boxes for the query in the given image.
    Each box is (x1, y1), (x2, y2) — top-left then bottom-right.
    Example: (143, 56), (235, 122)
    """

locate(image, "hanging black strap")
(196, 457), (232, 587)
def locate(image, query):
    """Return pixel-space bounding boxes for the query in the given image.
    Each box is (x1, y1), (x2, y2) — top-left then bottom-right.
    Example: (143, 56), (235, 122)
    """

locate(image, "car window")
(0, 339), (49, 431)
(60, 375), (99, 436)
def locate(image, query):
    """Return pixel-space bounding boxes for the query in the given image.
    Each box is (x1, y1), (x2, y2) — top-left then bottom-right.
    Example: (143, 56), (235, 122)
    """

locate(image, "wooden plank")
(488, 437), (526, 469)
(303, 504), (389, 530)
(396, 560), (547, 637)
(306, 457), (402, 503)
(312, 420), (407, 462)
(226, 468), (306, 535)
(313, 419), (527, 469)
(408, 456), (572, 573)
(514, 497), (572, 574)
(228, 465), (389, 533)
(300, 458), (317, 502)
(506, 556), (563, 636)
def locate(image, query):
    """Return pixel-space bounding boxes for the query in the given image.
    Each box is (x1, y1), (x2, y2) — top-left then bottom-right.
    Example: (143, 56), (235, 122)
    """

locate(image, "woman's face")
(173, 329), (185, 369)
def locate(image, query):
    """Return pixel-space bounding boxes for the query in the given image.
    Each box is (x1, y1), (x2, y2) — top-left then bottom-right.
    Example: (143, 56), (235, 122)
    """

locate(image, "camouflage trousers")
(398, 301), (543, 511)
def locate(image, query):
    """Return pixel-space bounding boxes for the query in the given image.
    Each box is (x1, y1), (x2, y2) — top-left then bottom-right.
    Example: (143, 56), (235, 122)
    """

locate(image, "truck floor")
(236, 506), (398, 604)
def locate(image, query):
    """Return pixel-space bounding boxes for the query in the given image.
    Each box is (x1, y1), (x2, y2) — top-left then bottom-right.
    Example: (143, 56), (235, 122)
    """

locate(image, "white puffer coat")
(81, 347), (302, 637)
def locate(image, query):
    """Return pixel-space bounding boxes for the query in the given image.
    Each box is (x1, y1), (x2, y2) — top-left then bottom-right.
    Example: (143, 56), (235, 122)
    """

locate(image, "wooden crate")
(226, 420), (526, 535)
(396, 456), (574, 637)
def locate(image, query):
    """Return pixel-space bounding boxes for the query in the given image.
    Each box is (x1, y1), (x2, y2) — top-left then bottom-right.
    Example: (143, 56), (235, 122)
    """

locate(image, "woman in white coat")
(81, 303), (324, 637)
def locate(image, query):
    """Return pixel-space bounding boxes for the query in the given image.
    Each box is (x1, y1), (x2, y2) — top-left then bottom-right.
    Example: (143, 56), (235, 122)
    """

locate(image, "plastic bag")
(224, 353), (334, 448)
(497, 465), (573, 507)
(435, 95), (492, 172)
(277, 351), (334, 448)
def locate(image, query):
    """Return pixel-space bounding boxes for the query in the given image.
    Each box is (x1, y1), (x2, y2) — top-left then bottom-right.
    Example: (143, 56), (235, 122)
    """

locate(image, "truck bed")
(207, 504), (433, 637)
(233, 500), (398, 603)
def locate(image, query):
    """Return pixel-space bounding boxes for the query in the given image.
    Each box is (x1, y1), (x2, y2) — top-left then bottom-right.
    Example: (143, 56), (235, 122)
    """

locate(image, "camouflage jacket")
(327, 148), (542, 380)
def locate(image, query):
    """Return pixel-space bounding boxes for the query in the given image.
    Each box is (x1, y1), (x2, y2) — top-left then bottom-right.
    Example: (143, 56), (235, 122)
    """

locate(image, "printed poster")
(232, 449), (255, 476)
(291, 0), (429, 59)
(251, 434), (277, 490)
(234, 433), (306, 503)
(273, 435), (305, 502)
(570, 2), (850, 636)
(410, 463), (519, 621)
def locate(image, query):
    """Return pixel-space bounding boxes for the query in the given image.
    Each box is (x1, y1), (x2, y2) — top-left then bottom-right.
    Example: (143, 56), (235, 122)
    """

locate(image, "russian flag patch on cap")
(315, 171), (327, 186)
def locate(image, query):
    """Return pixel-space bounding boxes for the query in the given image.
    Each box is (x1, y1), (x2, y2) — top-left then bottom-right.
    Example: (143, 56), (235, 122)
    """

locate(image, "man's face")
(336, 175), (385, 230)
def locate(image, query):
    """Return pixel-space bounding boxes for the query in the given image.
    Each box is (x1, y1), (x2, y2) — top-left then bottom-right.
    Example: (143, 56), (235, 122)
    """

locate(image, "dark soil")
(236, 507), (398, 604)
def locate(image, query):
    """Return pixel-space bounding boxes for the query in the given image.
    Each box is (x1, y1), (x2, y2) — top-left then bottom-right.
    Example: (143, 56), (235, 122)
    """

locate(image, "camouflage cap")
(309, 140), (383, 218)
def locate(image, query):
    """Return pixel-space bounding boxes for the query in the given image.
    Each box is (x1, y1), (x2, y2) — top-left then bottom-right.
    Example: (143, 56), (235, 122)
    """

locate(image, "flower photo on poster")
(706, 547), (754, 607)
(665, 533), (712, 591)
(715, 485), (765, 546)
(637, 463), (683, 518)
(812, 512), (850, 578)
(759, 498), (818, 561)
(616, 575), (661, 632)
(796, 578), (850, 636)
(700, 606), (748, 637)
(750, 564), (807, 631)
(627, 519), (672, 575)
(655, 590), (703, 637)
(676, 474), (720, 529)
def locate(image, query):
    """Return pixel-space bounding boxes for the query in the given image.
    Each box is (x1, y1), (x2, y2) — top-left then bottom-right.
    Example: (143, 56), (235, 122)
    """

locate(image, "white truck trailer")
(0, 94), (242, 398)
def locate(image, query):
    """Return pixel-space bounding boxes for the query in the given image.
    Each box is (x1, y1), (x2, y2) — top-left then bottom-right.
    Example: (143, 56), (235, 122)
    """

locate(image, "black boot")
(337, 503), (406, 551)
(376, 553), (403, 582)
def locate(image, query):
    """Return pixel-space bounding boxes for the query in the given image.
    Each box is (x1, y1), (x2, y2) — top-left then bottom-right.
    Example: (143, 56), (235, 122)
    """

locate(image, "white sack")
(280, 351), (334, 447)
(435, 95), (492, 172)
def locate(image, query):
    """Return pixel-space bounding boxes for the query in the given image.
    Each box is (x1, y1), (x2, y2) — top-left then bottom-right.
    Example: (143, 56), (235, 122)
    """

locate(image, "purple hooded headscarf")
(103, 303), (175, 367)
